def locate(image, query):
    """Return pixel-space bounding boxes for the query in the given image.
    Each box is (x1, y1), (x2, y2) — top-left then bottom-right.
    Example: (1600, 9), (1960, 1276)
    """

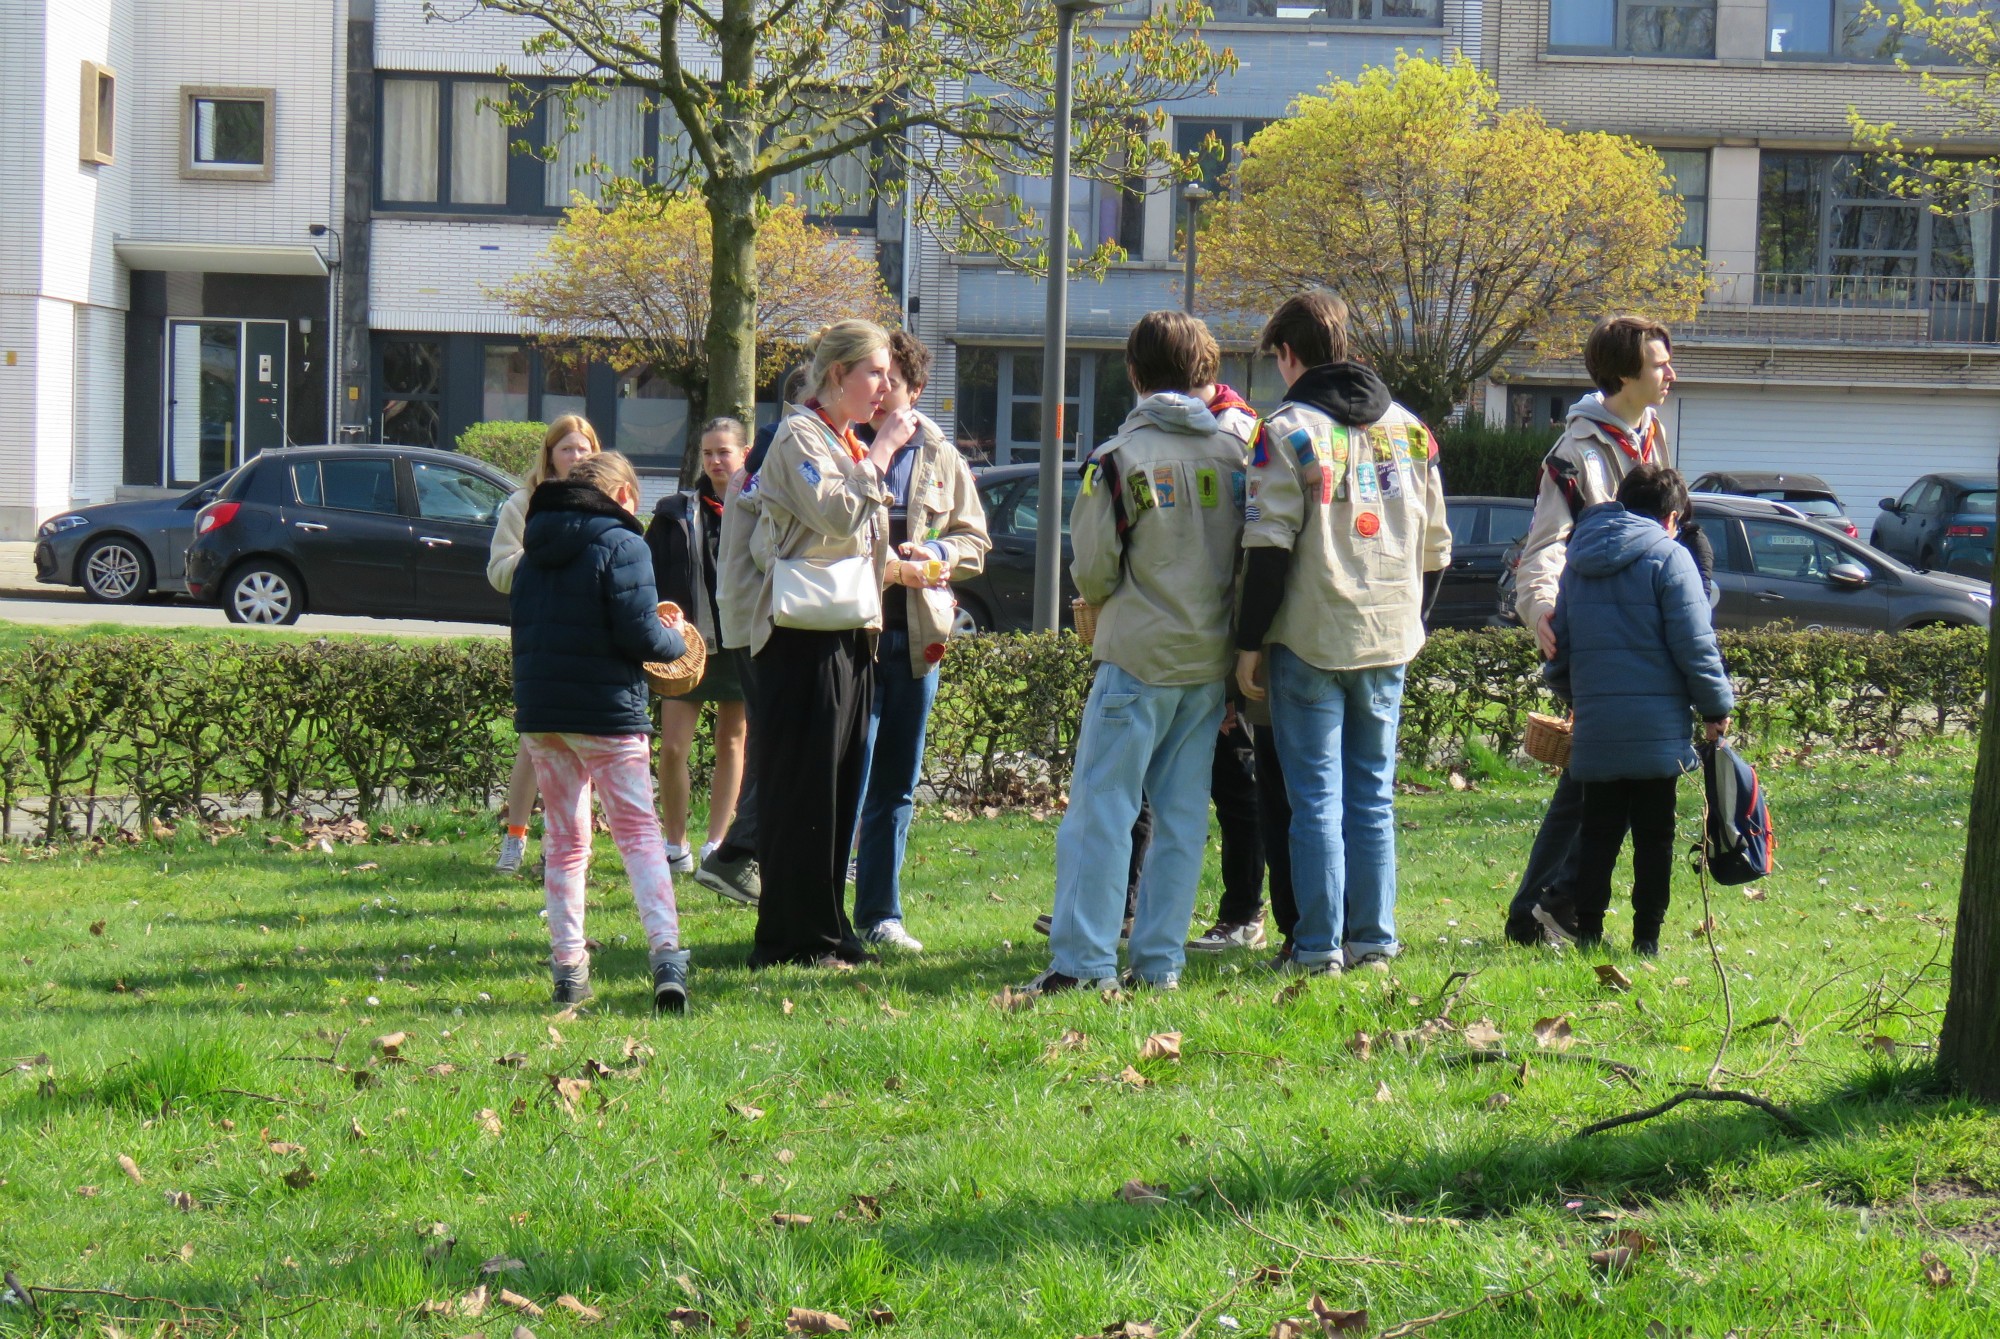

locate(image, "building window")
(1765, 0), (1937, 60)
(182, 87), (273, 181)
(614, 370), (691, 468)
(81, 61), (115, 165)
(381, 78), (440, 203)
(1174, 118), (1270, 255)
(1756, 152), (1994, 280)
(769, 124), (878, 227)
(1659, 149), (1709, 251)
(1548, 0), (1716, 56)
(546, 85), (647, 207)
(483, 345), (532, 423)
(379, 76), (519, 210)
(957, 346), (1155, 464)
(1206, 0), (1440, 21)
(1507, 385), (1597, 431)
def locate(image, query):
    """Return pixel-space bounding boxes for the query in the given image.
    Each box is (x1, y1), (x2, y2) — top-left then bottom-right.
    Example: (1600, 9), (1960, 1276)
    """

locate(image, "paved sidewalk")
(0, 598), (503, 638)
(0, 542), (38, 597)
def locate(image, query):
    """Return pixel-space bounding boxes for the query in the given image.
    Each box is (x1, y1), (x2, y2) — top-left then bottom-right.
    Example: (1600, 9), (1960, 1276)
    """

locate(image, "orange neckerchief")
(806, 399), (867, 463)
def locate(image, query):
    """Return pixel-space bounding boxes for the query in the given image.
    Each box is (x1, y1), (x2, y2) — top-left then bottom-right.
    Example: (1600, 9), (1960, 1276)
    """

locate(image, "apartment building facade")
(1482, 0), (2000, 513)
(0, 0), (346, 541)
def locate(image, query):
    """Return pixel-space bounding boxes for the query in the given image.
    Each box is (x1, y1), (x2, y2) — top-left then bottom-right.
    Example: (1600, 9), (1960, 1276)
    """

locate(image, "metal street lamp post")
(1033, 0), (1122, 632)
(1181, 182), (1211, 315)
(308, 223), (342, 444)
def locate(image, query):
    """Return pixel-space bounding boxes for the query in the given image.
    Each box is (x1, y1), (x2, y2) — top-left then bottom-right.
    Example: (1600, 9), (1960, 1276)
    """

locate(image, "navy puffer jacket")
(1545, 502), (1734, 782)
(511, 479), (685, 737)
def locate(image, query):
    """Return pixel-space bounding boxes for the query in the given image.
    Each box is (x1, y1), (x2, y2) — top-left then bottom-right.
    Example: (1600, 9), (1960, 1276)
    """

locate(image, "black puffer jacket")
(511, 480), (685, 737)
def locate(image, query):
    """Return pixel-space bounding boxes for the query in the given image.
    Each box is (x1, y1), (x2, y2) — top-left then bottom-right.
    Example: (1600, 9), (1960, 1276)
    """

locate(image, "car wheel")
(77, 536), (153, 604)
(950, 594), (990, 638)
(223, 560), (305, 626)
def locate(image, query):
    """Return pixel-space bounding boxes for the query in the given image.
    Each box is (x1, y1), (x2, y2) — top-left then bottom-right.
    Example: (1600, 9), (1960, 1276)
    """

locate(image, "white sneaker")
(865, 920), (924, 953)
(496, 833), (527, 874)
(665, 843), (696, 874)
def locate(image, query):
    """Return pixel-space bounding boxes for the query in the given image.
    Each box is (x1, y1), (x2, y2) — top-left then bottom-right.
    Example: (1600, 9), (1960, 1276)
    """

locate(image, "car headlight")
(37, 514), (88, 537)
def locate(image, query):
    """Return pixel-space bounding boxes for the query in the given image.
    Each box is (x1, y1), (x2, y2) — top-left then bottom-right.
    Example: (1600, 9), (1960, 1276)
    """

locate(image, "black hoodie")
(1236, 363), (1441, 652)
(511, 479), (686, 736)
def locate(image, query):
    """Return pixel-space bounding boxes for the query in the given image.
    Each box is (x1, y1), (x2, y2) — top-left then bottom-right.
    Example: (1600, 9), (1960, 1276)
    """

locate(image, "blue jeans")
(1050, 663), (1225, 983)
(1267, 645), (1406, 965)
(853, 628), (939, 931)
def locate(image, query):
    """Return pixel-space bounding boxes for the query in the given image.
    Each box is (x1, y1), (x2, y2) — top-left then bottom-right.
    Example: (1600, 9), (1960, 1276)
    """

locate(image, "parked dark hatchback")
(1690, 470), (1857, 538)
(956, 463), (1084, 633)
(184, 445), (518, 625)
(1433, 496), (1534, 629)
(1870, 472), (1998, 579)
(34, 472), (234, 602)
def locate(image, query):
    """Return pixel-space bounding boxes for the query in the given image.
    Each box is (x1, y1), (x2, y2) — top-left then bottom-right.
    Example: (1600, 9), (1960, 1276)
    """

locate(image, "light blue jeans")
(1050, 663), (1225, 983)
(1267, 645), (1406, 965)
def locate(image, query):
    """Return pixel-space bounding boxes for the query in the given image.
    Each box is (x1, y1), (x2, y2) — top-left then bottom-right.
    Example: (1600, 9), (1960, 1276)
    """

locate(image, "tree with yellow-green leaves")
(493, 194), (898, 451)
(1848, 1), (2000, 1104)
(459, 0), (1232, 437)
(1196, 56), (1706, 426)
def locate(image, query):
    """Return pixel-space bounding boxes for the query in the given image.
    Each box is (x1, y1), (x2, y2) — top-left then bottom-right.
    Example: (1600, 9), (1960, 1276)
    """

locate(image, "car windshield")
(1766, 493), (1843, 517)
(1963, 490), (1996, 517)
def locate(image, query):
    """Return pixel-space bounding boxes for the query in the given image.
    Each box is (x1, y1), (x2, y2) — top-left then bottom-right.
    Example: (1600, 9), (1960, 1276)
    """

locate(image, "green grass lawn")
(2, 741), (1994, 1337)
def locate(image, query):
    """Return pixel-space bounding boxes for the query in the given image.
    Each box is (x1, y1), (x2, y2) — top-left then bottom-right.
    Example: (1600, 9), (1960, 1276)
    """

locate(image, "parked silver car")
(32, 473), (233, 603)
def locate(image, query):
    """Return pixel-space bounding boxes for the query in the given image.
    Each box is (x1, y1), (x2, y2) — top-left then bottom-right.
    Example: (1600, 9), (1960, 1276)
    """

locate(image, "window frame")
(1658, 148), (1709, 254)
(1204, 0), (1444, 24)
(377, 74), (550, 214)
(180, 86), (274, 182)
(1546, 0), (1719, 58)
(1755, 151), (1997, 282)
(765, 118), (881, 229)
(1173, 117), (1272, 257)
(81, 60), (115, 165)
(1764, 0), (1951, 62)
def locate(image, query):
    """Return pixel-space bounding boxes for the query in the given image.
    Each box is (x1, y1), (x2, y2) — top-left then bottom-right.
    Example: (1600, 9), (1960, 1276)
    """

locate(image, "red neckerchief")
(701, 493), (724, 518)
(1206, 383), (1255, 418)
(805, 398), (866, 463)
(1594, 413), (1660, 464)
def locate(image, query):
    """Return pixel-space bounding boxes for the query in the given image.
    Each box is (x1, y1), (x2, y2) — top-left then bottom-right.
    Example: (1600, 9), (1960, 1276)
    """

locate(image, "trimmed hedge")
(0, 626), (1984, 839)
(1434, 416), (1551, 498)
(454, 420), (544, 482)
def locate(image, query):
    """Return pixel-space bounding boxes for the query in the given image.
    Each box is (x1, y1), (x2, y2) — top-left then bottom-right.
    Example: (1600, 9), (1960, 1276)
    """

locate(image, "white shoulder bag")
(770, 421), (882, 630)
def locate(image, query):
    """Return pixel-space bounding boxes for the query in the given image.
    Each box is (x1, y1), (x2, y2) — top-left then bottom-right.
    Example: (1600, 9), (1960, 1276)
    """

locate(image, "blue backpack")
(1697, 741), (1774, 885)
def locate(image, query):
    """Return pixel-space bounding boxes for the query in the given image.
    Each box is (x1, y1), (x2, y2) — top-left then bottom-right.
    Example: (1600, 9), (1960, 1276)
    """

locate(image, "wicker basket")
(643, 602), (707, 698)
(1523, 712), (1573, 769)
(1070, 597), (1101, 647)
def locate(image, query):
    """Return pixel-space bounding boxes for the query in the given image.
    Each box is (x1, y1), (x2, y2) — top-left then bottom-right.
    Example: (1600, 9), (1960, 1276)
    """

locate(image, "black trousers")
(747, 628), (873, 966)
(1119, 713), (1270, 925)
(1253, 722), (1297, 943)
(715, 650), (758, 862)
(1505, 769), (1585, 933)
(1573, 775), (1679, 943)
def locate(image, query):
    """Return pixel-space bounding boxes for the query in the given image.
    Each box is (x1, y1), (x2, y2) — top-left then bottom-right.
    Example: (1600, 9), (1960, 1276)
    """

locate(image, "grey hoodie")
(1070, 392), (1248, 686)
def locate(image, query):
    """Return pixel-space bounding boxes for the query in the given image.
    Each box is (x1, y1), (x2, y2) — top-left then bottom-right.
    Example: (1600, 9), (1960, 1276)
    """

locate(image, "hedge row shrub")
(453, 421), (544, 482)
(1434, 415), (1552, 498)
(0, 626), (1983, 840)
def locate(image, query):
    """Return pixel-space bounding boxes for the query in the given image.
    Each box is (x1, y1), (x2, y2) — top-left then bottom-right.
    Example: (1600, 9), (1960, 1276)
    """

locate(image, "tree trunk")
(674, 370), (712, 489)
(704, 178), (759, 443)
(1938, 544), (2000, 1098)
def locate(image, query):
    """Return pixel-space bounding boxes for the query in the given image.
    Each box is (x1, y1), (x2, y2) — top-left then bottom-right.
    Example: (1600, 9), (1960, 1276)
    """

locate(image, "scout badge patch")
(1127, 468), (1156, 511)
(1231, 471), (1246, 507)
(1350, 435), (1381, 505)
(1356, 511), (1381, 538)
(1369, 425), (1401, 500)
(1245, 476), (1261, 523)
(1195, 467), (1220, 509)
(798, 458), (823, 485)
(1329, 424), (1351, 501)
(1152, 465), (1177, 509)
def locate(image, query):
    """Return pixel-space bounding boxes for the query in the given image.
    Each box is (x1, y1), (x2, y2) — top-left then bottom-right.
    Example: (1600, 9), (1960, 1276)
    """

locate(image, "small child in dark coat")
(1543, 464), (1734, 955)
(512, 451), (693, 1011)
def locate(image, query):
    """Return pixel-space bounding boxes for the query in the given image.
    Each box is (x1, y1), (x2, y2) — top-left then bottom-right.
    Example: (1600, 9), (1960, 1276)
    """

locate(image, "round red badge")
(924, 641), (947, 664)
(1355, 511), (1381, 538)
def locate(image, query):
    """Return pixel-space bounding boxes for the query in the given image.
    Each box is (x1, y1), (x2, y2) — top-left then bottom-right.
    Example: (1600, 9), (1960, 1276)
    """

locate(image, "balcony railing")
(1684, 271), (2000, 347)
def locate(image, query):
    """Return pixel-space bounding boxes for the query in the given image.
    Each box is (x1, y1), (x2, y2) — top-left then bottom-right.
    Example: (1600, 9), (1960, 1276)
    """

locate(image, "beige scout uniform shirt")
(887, 415), (991, 677)
(1512, 406), (1671, 636)
(486, 488), (529, 594)
(742, 409), (893, 655)
(1243, 400), (1452, 672)
(1071, 393), (1247, 688)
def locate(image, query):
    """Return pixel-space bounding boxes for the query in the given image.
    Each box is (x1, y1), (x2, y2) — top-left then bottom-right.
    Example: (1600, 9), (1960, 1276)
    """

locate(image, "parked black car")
(1494, 492), (1989, 633)
(184, 445), (518, 625)
(1432, 496), (1534, 629)
(955, 463), (1084, 633)
(1691, 470), (1857, 538)
(33, 472), (234, 602)
(1869, 472), (1998, 579)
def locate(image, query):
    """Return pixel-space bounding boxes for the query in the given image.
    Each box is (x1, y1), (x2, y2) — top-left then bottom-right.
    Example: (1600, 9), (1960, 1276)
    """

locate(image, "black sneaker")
(1531, 896), (1580, 944)
(1633, 936), (1660, 958)
(694, 851), (760, 906)
(649, 948), (690, 1014)
(1021, 967), (1121, 996)
(1503, 907), (1543, 947)
(551, 958), (593, 1005)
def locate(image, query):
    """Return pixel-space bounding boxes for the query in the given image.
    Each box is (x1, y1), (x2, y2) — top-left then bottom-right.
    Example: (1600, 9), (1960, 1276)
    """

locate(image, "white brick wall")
(371, 217), (558, 333)
(375, 2), (714, 77)
(71, 302), (124, 504)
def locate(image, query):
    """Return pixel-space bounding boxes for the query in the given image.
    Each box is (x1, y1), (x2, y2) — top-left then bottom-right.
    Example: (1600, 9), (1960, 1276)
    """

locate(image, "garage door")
(1672, 387), (2000, 516)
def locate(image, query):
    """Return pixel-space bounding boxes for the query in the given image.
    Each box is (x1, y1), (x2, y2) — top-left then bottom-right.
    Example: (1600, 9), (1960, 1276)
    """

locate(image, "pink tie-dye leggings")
(519, 732), (681, 964)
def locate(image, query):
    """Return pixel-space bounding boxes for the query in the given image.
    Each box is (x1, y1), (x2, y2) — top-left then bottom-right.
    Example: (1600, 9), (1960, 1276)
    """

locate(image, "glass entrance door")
(166, 319), (288, 487)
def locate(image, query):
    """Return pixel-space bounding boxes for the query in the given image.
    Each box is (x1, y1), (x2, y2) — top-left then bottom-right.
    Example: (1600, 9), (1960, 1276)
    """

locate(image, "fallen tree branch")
(1175, 1250), (1301, 1339)
(1434, 1050), (1643, 1080)
(24, 1283), (232, 1317)
(1206, 1178), (1422, 1271)
(1572, 1087), (1808, 1140)
(1375, 1266), (1560, 1338)
(211, 1087), (297, 1106)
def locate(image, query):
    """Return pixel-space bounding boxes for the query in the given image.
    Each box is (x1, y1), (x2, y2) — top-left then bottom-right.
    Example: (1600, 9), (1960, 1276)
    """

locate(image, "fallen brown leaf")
(496, 1288), (542, 1316)
(1922, 1252), (1955, 1288)
(554, 1294), (603, 1322)
(1115, 1178), (1168, 1206)
(481, 1257), (528, 1275)
(1269, 1322), (1308, 1339)
(551, 1075), (591, 1117)
(375, 1032), (409, 1056)
(1533, 1015), (1575, 1051)
(494, 1053), (528, 1069)
(117, 1153), (144, 1184)
(1250, 1263), (1291, 1286)
(621, 1038), (655, 1063)
(849, 1193), (882, 1220)
(1115, 1066), (1149, 1088)
(1606, 1228), (1655, 1255)
(283, 1163), (316, 1189)
(772, 1213), (814, 1227)
(427, 1062), (459, 1078)
(1309, 1294), (1369, 1333)
(89, 920), (106, 936)
(267, 1140), (305, 1156)
(865, 1306), (895, 1326)
(476, 1109), (504, 1137)
(1461, 1019), (1503, 1049)
(727, 1102), (765, 1121)
(1589, 1245), (1634, 1276)
(1593, 964), (1633, 992)
(1138, 1031), (1182, 1062)
(785, 1307), (852, 1334)
(665, 1306), (713, 1327)
(164, 1189), (195, 1212)
(1274, 977), (1310, 1006)
(1743, 887), (1767, 901)
(1345, 1031), (1373, 1061)
(993, 987), (1036, 1013)
(458, 1285), (490, 1318)
(350, 1119), (368, 1142)
(1484, 1091), (1514, 1111)
(75, 1185), (99, 1197)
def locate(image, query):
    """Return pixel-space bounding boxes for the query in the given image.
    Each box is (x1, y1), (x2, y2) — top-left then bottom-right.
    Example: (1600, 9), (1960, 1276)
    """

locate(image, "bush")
(455, 421), (545, 483)
(1435, 414), (1551, 498)
(0, 626), (1983, 838)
